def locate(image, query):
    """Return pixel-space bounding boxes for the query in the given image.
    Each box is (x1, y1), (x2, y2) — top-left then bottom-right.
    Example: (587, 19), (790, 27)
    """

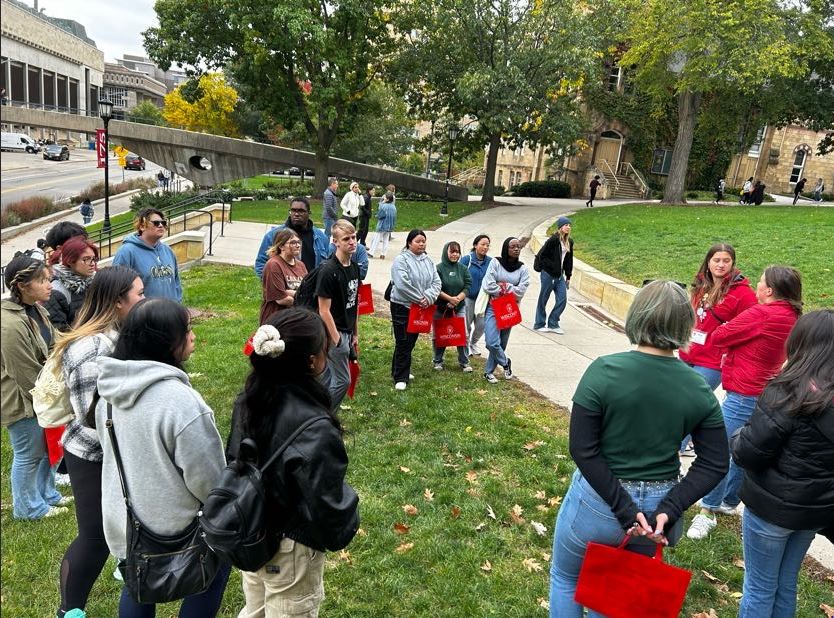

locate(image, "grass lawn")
(231, 199), (483, 231)
(558, 204), (834, 311)
(224, 174), (311, 189)
(2, 264), (831, 617)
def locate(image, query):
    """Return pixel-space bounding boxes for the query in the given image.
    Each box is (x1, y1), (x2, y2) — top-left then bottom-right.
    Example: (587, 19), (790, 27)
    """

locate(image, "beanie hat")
(556, 216), (572, 229)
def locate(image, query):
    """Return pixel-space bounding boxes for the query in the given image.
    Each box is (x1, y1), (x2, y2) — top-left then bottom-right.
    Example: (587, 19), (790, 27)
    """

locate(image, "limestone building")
(103, 62), (167, 116)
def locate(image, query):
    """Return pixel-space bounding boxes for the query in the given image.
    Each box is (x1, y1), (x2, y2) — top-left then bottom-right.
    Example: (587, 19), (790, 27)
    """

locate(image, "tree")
(162, 73), (240, 137)
(127, 100), (166, 126)
(391, 0), (598, 202)
(615, 0), (834, 203)
(143, 0), (394, 195)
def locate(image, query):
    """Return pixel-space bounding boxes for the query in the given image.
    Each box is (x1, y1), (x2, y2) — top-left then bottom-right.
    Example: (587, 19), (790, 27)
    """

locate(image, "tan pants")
(238, 537), (325, 618)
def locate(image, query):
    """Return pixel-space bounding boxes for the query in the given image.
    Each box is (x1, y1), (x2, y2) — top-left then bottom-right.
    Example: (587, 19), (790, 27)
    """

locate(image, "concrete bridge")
(0, 106), (469, 200)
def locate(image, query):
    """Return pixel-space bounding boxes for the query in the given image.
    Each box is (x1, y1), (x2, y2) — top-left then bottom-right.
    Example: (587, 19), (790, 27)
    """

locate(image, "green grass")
(555, 204), (834, 310)
(2, 264), (831, 617)
(223, 174), (310, 189)
(231, 199), (483, 231)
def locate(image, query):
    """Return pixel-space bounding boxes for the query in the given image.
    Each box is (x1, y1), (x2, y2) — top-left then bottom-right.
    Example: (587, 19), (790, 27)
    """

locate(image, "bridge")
(0, 107), (469, 201)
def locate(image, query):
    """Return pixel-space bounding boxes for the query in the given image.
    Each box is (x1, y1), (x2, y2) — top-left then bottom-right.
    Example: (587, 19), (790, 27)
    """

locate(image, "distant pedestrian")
(533, 217), (573, 335)
(460, 235), (492, 357)
(368, 192), (397, 259)
(813, 178), (825, 202)
(340, 181), (362, 226)
(741, 177), (754, 204)
(79, 200), (94, 224)
(323, 177), (339, 238)
(751, 180), (766, 205)
(386, 184), (397, 204)
(792, 177), (807, 205)
(713, 178), (726, 204)
(357, 186), (374, 246)
(585, 175), (601, 208)
(156, 170), (165, 189)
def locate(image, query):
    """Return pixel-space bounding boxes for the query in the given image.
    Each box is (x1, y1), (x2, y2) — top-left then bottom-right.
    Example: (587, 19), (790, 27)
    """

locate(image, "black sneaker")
(504, 358), (513, 379)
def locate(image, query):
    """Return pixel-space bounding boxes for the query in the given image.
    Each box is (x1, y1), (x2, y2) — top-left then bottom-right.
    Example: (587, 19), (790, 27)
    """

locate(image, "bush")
(801, 191), (833, 202)
(512, 180), (571, 198)
(1, 196), (60, 228)
(221, 182), (314, 201)
(686, 191), (699, 199)
(493, 185), (506, 196)
(72, 177), (157, 205)
(130, 188), (201, 212)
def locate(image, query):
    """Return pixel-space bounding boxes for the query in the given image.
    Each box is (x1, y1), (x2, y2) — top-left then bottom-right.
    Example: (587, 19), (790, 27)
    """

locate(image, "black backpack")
(293, 256), (335, 310)
(199, 416), (327, 572)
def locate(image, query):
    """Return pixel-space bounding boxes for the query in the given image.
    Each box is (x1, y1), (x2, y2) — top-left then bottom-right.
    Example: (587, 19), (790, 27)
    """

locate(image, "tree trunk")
(481, 132), (501, 203)
(662, 90), (702, 204)
(313, 150), (329, 197)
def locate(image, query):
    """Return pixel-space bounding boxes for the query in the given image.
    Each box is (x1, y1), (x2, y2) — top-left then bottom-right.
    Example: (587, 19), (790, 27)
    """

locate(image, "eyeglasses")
(289, 208), (308, 214)
(149, 219), (167, 227)
(286, 240), (302, 246)
(80, 256), (98, 264)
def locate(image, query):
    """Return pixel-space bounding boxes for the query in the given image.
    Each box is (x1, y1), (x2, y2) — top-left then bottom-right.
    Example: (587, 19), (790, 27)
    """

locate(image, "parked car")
(43, 144), (70, 161)
(1, 132), (41, 153)
(124, 154), (146, 170)
(288, 167), (301, 175)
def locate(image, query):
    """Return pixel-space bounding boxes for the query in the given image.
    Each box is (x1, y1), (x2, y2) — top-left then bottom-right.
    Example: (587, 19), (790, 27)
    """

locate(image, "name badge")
(690, 329), (708, 345)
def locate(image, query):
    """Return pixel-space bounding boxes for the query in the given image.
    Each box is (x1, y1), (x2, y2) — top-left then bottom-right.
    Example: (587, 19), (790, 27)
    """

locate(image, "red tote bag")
(575, 537), (692, 618)
(43, 426), (65, 466)
(490, 293), (522, 330)
(357, 283), (374, 315)
(407, 303), (435, 333)
(433, 313), (467, 348)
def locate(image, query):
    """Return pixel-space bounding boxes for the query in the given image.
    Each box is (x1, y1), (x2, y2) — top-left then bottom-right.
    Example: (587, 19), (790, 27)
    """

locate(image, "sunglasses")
(149, 219), (168, 227)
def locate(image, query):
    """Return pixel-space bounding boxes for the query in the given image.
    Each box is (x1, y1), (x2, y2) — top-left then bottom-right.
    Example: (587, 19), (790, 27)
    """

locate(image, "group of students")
(321, 176), (398, 255)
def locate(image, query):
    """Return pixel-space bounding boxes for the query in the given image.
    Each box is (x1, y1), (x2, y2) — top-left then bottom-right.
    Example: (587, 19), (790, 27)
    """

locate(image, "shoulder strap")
(105, 403), (134, 512)
(259, 416), (329, 473)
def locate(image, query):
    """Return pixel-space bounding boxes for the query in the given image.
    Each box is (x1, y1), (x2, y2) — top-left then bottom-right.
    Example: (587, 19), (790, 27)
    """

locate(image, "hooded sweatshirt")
(94, 357), (225, 559)
(460, 251), (492, 300)
(390, 248), (442, 307)
(112, 234), (182, 302)
(436, 242), (471, 311)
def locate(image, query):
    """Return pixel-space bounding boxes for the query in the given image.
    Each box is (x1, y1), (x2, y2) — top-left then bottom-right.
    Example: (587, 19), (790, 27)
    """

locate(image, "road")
(1, 149), (165, 209)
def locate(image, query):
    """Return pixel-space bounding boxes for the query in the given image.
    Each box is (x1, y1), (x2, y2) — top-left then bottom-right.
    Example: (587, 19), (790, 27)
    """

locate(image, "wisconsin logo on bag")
(199, 416), (327, 572)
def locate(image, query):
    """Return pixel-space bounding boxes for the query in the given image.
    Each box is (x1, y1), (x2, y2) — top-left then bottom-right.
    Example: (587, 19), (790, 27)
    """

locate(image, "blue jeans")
(323, 217), (335, 239)
(6, 416), (62, 519)
(483, 304), (511, 374)
(700, 391), (758, 510)
(550, 471), (680, 618)
(535, 272), (567, 330)
(680, 365), (722, 451)
(738, 509), (818, 618)
(433, 305), (469, 367)
(118, 561), (231, 617)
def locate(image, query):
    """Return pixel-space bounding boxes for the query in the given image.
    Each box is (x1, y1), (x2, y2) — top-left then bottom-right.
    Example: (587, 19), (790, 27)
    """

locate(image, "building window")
(607, 64), (621, 91)
(103, 86), (128, 108)
(789, 145), (811, 184)
(748, 126), (766, 157)
(497, 170), (503, 187)
(650, 149), (673, 175)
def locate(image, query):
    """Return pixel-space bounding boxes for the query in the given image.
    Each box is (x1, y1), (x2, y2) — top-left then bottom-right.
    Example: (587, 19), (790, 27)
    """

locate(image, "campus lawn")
(231, 199), (482, 231)
(1, 264), (831, 617)
(562, 204), (834, 311)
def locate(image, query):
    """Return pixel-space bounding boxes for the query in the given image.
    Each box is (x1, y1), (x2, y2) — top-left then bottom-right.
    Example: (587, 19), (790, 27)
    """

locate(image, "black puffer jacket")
(42, 269), (91, 332)
(731, 384), (834, 531)
(226, 386), (359, 552)
(534, 234), (573, 279)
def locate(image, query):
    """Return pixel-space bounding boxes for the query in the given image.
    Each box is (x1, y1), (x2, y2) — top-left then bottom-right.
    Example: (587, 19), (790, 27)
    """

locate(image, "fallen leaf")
(486, 505), (497, 520)
(732, 558), (745, 569)
(450, 506), (461, 519)
(548, 496), (562, 507)
(536, 505), (550, 512)
(510, 504), (525, 524)
(523, 440), (545, 450)
(538, 597), (550, 610)
(186, 372), (203, 379)
(820, 603), (834, 617)
(480, 560), (492, 572)
(423, 488), (434, 502)
(369, 391), (378, 396)
(489, 412), (497, 422)
(395, 542), (414, 554)
(465, 470), (478, 484)
(542, 552), (551, 562)
(531, 521), (548, 536)
(555, 454), (567, 459)
(399, 418), (411, 427)
(466, 488), (480, 497)
(691, 610), (719, 618)
(339, 404), (352, 410)
(338, 550), (352, 563)
(393, 522), (410, 535)
(730, 592), (743, 599)
(403, 504), (418, 516)
(475, 522), (487, 531)
(399, 466), (411, 473)
(477, 389), (488, 395)
(522, 557), (543, 572)
(700, 570), (719, 583)
(356, 528), (367, 537)
(465, 425), (473, 432)
(534, 490), (547, 500)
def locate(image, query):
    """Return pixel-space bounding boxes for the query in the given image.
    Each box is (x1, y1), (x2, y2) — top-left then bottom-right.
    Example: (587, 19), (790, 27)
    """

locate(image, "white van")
(1, 132), (41, 153)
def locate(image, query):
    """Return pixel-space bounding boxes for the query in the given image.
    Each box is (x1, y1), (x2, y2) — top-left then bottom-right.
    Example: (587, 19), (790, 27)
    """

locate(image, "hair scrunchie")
(252, 324), (285, 358)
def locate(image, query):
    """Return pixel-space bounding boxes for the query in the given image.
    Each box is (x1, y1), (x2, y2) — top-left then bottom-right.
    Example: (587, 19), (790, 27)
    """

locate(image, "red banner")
(96, 129), (106, 168)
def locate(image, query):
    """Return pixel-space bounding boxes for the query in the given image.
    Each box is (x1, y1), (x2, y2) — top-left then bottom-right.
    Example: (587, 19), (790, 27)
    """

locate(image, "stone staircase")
(601, 172), (646, 199)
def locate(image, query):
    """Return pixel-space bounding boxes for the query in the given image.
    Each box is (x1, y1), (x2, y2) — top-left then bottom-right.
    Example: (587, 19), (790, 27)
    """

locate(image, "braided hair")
(4, 254), (48, 304)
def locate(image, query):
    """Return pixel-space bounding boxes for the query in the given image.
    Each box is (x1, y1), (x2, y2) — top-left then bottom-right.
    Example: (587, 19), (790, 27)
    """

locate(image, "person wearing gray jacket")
(389, 229), (442, 390)
(322, 177), (339, 238)
(92, 298), (229, 615)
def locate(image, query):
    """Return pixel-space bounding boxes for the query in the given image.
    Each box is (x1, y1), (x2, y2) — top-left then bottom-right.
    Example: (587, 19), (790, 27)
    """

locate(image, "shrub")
(0, 196), (60, 228)
(686, 191), (699, 199)
(512, 180), (571, 198)
(493, 185), (506, 196)
(801, 191), (833, 202)
(129, 188), (201, 212)
(71, 177), (157, 204)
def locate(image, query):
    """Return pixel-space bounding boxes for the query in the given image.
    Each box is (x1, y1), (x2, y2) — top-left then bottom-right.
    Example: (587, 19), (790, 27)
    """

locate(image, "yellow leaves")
(732, 558), (745, 569)
(162, 73), (240, 137)
(534, 490), (547, 500)
(399, 418), (411, 427)
(480, 560), (492, 572)
(338, 550), (352, 563)
(691, 611), (719, 618)
(423, 488), (434, 502)
(395, 542), (414, 554)
(523, 440), (545, 451)
(820, 603), (834, 617)
(402, 504), (418, 516)
(465, 470), (478, 484)
(522, 557), (543, 572)
(510, 504), (525, 524)
(399, 466), (411, 474)
(538, 597), (550, 610)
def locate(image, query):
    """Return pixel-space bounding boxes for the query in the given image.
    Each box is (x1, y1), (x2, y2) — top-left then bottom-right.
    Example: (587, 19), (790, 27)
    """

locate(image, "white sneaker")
(433, 363), (444, 371)
(470, 343), (483, 356)
(552, 327), (565, 335)
(484, 372), (499, 384)
(113, 566), (124, 581)
(395, 382), (407, 391)
(43, 506), (69, 519)
(686, 513), (717, 540)
(533, 326), (551, 333)
(712, 502), (739, 516)
(408, 373), (415, 380)
(461, 365), (474, 373)
(55, 473), (71, 486)
(53, 495), (74, 507)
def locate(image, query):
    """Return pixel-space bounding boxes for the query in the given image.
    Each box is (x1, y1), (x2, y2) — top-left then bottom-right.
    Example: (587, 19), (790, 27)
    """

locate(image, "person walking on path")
(52, 266), (144, 617)
(340, 181), (362, 226)
(741, 177), (754, 204)
(316, 220), (360, 411)
(480, 237), (530, 384)
(79, 199), (94, 225)
(792, 177), (807, 205)
(751, 180), (767, 205)
(813, 177), (826, 202)
(585, 175), (601, 208)
(687, 266), (803, 541)
(255, 197), (329, 277)
(112, 208), (182, 302)
(713, 178), (726, 204)
(322, 178), (339, 239)
(460, 234), (491, 357)
(432, 241), (472, 373)
(549, 281), (729, 617)
(731, 309), (834, 618)
(260, 229), (307, 325)
(1, 255), (68, 521)
(389, 230), (441, 391)
(533, 216), (573, 335)
(368, 191), (397, 259)
(357, 186), (374, 247)
(43, 235), (98, 332)
(228, 309), (360, 617)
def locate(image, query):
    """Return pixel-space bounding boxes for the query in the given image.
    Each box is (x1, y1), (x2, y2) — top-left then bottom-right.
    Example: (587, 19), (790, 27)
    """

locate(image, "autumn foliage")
(163, 73), (241, 137)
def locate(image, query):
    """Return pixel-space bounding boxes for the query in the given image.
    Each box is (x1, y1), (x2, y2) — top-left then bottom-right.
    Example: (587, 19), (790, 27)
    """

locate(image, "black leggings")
(59, 451), (110, 613)
(391, 301), (420, 383)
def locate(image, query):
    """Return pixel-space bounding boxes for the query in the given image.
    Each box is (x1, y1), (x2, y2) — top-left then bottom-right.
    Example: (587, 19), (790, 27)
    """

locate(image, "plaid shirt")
(60, 330), (117, 461)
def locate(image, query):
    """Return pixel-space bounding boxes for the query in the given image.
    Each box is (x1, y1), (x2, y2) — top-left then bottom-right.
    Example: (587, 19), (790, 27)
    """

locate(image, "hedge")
(512, 180), (571, 198)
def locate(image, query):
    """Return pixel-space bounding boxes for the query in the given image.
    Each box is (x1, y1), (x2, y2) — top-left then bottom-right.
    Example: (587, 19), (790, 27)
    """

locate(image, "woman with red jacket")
(687, 265), (802, 541)
(678, 244), (757, 454)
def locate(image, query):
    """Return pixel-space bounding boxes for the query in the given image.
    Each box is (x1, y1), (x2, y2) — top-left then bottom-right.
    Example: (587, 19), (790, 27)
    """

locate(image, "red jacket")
(679, 276), (757, 370)
(711, 300), (798, 396)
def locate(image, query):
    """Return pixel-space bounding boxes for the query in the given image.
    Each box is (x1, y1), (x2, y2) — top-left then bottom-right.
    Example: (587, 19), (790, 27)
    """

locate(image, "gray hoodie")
(390, 248), (442, 306)
(94, 357), (225, 559)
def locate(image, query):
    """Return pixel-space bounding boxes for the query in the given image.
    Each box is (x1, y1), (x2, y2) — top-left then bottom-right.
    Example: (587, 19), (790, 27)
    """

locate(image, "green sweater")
(436, 242), (471, 309)
(1, 300), (54, 427)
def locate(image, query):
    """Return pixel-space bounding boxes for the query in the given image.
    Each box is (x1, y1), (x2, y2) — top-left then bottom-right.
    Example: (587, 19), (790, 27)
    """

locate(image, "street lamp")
(98, 99), (114, 233)
(441, 125), (460, 216)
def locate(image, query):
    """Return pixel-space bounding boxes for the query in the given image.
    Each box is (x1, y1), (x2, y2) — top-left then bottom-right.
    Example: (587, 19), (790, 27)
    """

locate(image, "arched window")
(789, 144), (811, 184)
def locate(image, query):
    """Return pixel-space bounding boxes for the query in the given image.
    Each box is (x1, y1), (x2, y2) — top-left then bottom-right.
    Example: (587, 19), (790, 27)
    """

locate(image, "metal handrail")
(600, 159), (620, 189)
(623, 162), (650, 198)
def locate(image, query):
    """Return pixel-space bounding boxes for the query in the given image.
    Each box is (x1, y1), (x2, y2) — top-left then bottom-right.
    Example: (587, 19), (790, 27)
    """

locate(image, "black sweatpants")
(390, 301), (420, 383)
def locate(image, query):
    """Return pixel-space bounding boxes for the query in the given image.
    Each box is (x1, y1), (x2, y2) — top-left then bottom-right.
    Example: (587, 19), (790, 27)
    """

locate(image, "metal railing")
(622, 162), (650, 198)
(600, 159), (620, 190)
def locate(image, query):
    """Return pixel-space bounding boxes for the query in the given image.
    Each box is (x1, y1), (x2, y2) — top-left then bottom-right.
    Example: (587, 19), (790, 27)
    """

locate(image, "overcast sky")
(36, 0), (159, 63)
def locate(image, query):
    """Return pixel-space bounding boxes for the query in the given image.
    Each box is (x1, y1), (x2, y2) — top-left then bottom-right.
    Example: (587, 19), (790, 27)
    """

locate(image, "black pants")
(586, 189), (597, 206)
(60, 451), (110, 613)
(391, 302), (419, 383)
(357, 215), (370, 245)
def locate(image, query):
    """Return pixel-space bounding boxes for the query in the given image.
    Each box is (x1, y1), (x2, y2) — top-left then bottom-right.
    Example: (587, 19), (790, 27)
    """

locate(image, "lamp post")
(98, 99), (114, 233)
(441, 125), (459, 216)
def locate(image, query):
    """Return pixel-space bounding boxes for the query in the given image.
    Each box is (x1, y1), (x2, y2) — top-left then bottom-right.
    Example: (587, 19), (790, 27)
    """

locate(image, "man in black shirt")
(316, 219), (360, 411)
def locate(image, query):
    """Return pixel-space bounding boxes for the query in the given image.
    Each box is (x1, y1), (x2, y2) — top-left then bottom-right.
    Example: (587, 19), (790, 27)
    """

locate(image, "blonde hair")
(266, 228), (300, 257)
(331, 219), (356, 240)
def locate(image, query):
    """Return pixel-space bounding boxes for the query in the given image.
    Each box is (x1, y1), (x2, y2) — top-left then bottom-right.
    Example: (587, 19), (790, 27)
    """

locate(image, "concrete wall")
(98, 229), (206, 268)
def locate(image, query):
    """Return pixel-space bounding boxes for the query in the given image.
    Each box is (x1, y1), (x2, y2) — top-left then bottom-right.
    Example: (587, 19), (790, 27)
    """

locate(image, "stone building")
(115, 54), (189, 93)
(102, 62), (167, 115)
